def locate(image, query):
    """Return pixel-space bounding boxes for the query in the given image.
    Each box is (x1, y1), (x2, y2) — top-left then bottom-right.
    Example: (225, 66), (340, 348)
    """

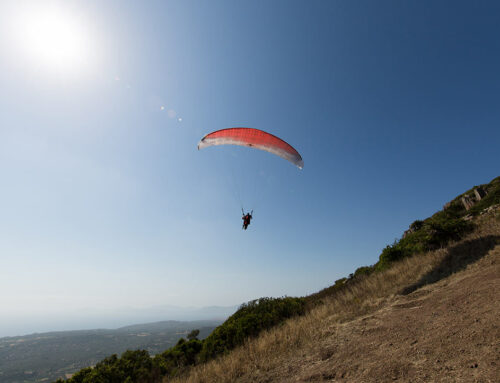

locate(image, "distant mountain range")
(0, 319), (224, 383)
(0, 304), (238, 338)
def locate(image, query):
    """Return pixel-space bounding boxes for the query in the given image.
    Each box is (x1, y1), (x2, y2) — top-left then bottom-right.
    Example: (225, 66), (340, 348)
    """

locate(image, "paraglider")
(242, 210), (253, 230)
(198, 127), (303, 229)
(197, 127), (303, 169)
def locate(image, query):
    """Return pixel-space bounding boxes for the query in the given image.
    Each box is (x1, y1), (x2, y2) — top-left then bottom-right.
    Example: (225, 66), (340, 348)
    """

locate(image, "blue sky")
(0, 0), (499, 336)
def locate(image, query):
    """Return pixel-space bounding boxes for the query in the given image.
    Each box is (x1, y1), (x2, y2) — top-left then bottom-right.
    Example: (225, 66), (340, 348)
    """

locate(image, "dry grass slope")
(169, 208), (500, 383)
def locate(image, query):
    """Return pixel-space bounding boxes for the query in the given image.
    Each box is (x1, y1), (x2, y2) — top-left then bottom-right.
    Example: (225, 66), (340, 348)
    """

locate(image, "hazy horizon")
(0, 303), (237, 337)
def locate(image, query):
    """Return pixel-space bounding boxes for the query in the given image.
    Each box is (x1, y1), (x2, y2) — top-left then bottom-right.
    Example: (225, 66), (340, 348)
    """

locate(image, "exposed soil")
(248, 244), (500, 382)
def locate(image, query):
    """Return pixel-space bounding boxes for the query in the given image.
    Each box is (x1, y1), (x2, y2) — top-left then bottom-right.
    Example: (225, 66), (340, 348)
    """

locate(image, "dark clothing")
(242, 213), (252, 230)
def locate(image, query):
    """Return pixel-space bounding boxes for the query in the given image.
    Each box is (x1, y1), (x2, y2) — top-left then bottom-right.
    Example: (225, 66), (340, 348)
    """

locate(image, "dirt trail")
(257, 245), (500, 383)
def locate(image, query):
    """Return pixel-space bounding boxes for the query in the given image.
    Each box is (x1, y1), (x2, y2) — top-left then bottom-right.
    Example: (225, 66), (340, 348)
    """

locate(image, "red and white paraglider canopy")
(198, 127), (303, 169)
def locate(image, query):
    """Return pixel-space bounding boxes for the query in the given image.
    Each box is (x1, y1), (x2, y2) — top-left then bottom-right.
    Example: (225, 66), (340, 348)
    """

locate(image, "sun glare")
(11, 3), (94, 77)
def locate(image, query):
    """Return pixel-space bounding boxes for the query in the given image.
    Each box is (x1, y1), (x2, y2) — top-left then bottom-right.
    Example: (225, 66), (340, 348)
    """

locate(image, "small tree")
(187, 329), (200, 341)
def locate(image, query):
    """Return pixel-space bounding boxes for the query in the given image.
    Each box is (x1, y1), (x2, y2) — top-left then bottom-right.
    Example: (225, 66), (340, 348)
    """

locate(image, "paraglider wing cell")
(198, 128), (303, 169)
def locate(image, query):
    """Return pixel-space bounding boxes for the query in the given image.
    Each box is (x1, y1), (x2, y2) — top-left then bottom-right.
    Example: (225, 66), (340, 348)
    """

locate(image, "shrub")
(153, 339), (203, 377)
(62, 350), (157, 383)
(410, 219), (424, 231)
(423, 217), (474, 249)
(200, 297), (305, 361)
(353, 265), (374, 278)
(187, 329), (200, 341)
(377, 242), (405, 270)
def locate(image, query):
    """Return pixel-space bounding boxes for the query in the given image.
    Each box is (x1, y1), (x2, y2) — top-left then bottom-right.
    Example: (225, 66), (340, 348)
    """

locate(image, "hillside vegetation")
(178, 222), (499, 382)
(56, 176), (500, 383)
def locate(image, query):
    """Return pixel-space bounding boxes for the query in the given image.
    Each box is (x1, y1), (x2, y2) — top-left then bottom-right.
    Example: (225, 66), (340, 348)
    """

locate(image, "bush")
(377, 242), (405, 270)
(62, 350), (157, 383)
(153, 339), (203, 377)
(353, 265), (374, 278)
(200, 297), (305, 361)
(423, 217), (474, 249)
(376, 215), (474, 270)
(410, 219), (424, 231)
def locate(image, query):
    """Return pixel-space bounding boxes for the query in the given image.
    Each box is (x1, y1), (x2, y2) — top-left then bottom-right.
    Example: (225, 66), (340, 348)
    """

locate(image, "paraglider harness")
(242, 209), (253, 230)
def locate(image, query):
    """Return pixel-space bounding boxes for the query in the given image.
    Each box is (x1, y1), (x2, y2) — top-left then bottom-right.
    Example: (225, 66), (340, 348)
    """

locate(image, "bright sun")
(11, 3), (94, 77)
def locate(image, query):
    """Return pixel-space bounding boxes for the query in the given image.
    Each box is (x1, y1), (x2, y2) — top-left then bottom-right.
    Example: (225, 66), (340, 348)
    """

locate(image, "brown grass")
(168, 209), (500, 383)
